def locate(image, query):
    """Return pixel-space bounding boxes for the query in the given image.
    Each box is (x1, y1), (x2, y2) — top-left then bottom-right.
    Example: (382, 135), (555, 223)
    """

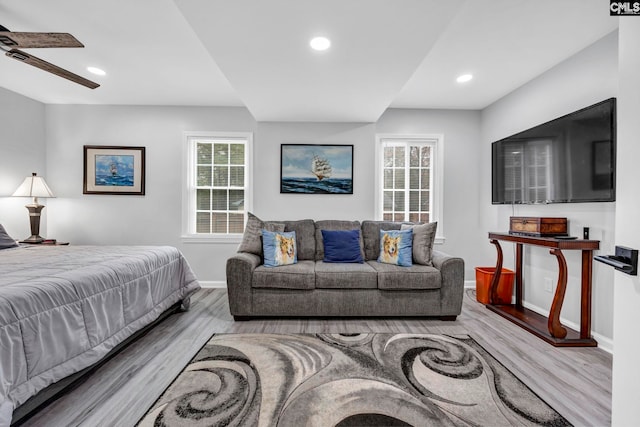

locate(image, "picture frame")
(83, 145), (146, 195)
(280, 144), (353, 194)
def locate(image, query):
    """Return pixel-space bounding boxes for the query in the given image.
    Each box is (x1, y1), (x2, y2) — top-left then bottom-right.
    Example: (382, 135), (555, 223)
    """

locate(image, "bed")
(0, 244), (200, 426)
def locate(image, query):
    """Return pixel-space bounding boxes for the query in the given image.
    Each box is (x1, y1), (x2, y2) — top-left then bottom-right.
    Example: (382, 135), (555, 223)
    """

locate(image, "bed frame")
(11, 297), (190, 426)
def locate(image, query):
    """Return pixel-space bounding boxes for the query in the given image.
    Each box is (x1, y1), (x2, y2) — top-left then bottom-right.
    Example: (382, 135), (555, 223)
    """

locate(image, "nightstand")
(23, 240), (70, 246)
(41, 241), (69, 246)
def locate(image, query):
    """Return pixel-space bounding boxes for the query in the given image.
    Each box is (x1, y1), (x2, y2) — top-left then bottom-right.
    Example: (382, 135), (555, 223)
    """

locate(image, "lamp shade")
(12, 173), (55, 199)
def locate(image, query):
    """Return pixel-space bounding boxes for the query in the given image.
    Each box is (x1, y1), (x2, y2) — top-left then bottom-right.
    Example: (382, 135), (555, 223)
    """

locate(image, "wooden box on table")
(509, 217), (567, 237)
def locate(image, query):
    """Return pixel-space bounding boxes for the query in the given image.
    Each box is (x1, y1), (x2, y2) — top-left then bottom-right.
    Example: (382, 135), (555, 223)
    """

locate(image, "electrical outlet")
(544, 277), (553, 293)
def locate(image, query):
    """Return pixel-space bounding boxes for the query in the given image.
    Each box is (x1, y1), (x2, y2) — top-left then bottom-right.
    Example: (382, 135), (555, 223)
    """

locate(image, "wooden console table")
(487, 232), (599, 347)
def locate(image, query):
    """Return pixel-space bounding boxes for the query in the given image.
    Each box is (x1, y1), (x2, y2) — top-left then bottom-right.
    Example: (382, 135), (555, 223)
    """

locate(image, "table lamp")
(12, 172), (55, 243)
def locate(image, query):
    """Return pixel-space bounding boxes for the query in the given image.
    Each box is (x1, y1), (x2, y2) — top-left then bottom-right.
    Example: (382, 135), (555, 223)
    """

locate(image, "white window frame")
(181, 131), (253, 243)
(375, 134), (444, 244)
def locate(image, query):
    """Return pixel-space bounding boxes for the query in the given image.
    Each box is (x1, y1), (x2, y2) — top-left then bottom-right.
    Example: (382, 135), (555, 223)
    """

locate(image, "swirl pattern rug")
(138, 333), (570, 426)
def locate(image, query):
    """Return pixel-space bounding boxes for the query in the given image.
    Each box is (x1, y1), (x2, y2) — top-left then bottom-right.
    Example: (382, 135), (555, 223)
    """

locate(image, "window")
(183, 132), (252, 240)
(375, 135), (443, 236)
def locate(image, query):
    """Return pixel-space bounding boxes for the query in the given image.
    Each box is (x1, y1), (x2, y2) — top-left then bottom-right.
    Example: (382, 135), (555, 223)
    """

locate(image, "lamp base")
(20, 235), (45, 244)
(22, 204), (45, 244)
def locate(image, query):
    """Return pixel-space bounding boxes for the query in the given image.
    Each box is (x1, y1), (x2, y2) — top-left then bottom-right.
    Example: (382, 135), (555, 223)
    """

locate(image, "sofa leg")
(233, 316), (251, 321)
(439, 315), (457, 321)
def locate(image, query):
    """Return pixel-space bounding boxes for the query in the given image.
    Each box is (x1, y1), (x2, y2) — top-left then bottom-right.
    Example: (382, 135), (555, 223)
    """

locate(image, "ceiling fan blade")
(0, 32), (84, 48)
(6, 49), (99, 89)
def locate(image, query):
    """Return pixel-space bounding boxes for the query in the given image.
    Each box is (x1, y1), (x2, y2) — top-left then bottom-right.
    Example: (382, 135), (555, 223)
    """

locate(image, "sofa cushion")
(283, 219), (316, 261)
(314, 220), (363, 261)
(238, 212), (285, 256)
(367, 261), (441, 290)
(321, 229), (364, 263)
(262, 230), (297, 267)
(315, 261), (377, 289)
(252, 260), (315, 290)
(378, 229), (413, 266)
(401, 222), (437, 266)
(361, 221), (403, 261)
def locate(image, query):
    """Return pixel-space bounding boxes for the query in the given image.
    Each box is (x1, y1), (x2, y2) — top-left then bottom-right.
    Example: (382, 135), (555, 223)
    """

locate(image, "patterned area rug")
(137, 333), (571, 426)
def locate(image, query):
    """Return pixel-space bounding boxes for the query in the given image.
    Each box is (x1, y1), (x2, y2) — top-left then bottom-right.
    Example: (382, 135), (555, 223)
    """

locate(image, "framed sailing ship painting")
(83, 145), (146, 195)
(280, 144), (353, 194)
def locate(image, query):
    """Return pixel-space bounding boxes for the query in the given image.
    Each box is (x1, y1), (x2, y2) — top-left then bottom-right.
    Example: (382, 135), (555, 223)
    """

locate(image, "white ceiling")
(0, 0), (618, 122)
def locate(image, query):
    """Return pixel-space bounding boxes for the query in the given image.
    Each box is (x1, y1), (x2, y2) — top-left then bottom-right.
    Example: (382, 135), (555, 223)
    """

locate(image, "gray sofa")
(226, 218), (464, 320)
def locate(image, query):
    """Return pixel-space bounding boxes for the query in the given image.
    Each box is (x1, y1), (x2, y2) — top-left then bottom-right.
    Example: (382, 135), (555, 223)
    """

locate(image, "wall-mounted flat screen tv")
(492, 98), (616, 204)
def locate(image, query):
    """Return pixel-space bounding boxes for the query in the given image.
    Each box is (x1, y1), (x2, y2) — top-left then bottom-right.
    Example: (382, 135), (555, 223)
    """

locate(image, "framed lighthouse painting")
(280, 144), (353, 194)
(83, 145), (146, 195)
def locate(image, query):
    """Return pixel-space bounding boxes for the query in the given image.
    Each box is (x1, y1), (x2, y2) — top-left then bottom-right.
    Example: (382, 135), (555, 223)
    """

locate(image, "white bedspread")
(0, 245), (200, 426)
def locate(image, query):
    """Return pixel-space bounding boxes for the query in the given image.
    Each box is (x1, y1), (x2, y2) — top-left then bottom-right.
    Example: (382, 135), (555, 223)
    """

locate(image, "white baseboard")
(463, 281), (612, 354)
(522, 301), (613, 354)
(198, 281), (227, 289)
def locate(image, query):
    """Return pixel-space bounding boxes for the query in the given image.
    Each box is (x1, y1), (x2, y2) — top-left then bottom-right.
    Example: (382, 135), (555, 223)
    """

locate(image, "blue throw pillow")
(262, 230), (297, 267)
(321, 229), (363, 263)
(378, 229), (413, 266)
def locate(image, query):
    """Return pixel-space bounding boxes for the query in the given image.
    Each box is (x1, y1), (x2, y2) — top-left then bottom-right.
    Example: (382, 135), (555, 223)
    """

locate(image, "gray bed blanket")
(0, 245), (200, 426)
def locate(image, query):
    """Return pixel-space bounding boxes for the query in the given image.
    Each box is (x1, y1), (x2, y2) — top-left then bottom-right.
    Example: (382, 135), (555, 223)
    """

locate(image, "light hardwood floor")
(19, 289), (612, 427)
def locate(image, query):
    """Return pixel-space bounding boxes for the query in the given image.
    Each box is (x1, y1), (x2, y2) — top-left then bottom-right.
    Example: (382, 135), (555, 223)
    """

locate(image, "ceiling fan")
(0, 24), (99, 89)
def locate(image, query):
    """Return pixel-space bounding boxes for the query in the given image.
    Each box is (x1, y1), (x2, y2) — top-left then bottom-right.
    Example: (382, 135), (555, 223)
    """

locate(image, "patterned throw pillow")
(377, 229), (413, 267)
(238, 212), (285, 256)
(401, 222), (437, 266)
(262, 230), (297, 267)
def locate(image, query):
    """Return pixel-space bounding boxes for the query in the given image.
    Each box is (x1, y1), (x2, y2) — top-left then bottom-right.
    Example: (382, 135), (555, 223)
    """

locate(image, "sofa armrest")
(432, 250), (465, 316)
(226, 252), (261, 316)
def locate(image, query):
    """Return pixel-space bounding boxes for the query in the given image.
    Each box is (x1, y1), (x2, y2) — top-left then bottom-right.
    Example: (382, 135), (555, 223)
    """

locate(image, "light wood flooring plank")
(460, 291), (611, 426)
(18, 289), (612, 427)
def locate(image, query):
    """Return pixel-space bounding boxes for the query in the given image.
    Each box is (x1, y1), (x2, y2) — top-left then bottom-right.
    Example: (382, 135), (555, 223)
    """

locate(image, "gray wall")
(253, 121), (377, 221)
(40, 107), (480, 284)
(0, 87), (47, 239)
(480, 31), (618, 347)
(375, 109), (482, 278)
(44, 105), (257, 282)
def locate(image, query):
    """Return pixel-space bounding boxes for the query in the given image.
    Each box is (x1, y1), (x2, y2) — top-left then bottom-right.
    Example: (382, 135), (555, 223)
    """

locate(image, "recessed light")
(456, 74), (473, 83)
(310, 36), (331, 51)
(87, 66), (106, 76)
